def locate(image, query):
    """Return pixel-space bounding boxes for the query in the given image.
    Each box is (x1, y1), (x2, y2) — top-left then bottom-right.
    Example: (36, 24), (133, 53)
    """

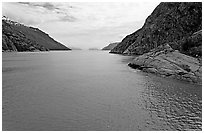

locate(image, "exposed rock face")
(2, 17), (71, 52)
(110, 2), (202, 56)
(102, 42), (119, 50)
(128, 44), (202, 84)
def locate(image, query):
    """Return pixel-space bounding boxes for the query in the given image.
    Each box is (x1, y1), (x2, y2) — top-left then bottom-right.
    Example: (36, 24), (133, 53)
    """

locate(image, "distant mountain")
(110, 2), (202, 57)
(70, 47), (82, 50)
(88, 48), (99, 50)
(2, 16), (71, 52)
(102, 42), (119, 50)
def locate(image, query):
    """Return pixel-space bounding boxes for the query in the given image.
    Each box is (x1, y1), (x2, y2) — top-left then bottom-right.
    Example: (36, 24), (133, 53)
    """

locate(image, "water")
(2, 51), (202, 131)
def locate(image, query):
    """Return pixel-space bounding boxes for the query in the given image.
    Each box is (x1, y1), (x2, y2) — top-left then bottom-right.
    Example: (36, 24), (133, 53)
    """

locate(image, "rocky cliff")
(2, 17), (71, 52)
(110, 2), (202, 56)
(102, 42), (119, 50)
(111, 2), (202, 84)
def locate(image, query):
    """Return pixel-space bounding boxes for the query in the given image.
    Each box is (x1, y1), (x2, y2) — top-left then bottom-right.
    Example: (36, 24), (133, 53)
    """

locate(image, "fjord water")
(2, 51), (202, 131)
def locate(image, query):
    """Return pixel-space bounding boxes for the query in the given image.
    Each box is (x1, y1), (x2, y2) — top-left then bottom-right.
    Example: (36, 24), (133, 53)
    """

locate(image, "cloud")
(3, 2), (77, 25)
(59, 14), (77, 22)
(18, 2), (59, 10)
(40, 2), (59, 10)
(18, 2), (30, 5)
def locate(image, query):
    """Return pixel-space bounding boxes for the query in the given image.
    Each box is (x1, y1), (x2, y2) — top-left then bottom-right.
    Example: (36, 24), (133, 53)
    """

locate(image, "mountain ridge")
(2, 16), (71, 52)
(102, 42), (119, 50)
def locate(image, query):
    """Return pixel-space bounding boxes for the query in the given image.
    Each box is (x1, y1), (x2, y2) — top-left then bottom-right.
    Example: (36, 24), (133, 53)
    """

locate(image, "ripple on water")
(139, 75), (202, 131)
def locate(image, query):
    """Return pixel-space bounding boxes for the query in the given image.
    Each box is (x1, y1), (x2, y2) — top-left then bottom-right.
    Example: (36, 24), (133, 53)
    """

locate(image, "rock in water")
(128, 44), (202, 84)
(110, 2), (202, 56)
(2, 16), (71, 52)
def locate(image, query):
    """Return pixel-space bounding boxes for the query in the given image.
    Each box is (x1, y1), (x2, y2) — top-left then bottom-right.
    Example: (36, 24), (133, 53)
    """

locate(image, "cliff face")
(110, 2), (202, 56)
(102, 42), (119, 50)
(2, 17), (71, 52)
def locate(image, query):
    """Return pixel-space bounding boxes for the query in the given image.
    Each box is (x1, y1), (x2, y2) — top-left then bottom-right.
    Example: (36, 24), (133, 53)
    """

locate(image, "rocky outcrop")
(110, 2), (202, 56)
(128, 44), (202, 84)
(102, 42), (119, 50)
(2, 17), (71, 52)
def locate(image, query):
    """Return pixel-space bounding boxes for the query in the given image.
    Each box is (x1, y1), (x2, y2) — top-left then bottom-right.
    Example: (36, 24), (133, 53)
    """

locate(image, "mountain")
(102, 42), (119, 50)
(110, 2), (202, 84)
(88, 48), (99, 50)
(110, 2), (202, 57)
(69, 47), (82, 50)
(2, 16), (71, 52)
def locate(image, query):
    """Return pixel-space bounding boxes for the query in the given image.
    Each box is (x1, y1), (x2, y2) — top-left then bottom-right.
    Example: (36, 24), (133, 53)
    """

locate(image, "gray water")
(2, 51), (202, 131)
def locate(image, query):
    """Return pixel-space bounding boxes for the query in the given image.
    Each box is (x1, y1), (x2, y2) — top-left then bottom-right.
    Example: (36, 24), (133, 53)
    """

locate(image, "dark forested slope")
(2, 17), (71, 52)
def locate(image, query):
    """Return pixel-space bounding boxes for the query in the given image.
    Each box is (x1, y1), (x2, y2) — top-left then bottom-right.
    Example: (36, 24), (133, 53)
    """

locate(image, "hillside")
(2, 17), (71, 52)
(110, 2), (202, 57)
(102, 42), (119, 50)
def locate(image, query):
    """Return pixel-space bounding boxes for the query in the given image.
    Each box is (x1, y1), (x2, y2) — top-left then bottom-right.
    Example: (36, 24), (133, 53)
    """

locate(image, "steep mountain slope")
(110, 2), (202, 57)
(102, 42), (119, 50)
(2, 17), (71, 52)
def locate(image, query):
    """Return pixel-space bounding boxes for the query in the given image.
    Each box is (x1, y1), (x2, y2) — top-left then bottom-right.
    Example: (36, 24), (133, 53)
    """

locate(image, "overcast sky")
(2, 2), (160, 49)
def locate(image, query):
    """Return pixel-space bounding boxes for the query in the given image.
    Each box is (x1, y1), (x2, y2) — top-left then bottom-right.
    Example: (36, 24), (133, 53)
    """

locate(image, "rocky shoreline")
(109, 2), (202, 84)
(128, 44), (202, 84)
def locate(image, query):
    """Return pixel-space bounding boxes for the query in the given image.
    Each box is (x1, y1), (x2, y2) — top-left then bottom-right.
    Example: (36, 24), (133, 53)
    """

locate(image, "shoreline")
(127, 44), (202, 85)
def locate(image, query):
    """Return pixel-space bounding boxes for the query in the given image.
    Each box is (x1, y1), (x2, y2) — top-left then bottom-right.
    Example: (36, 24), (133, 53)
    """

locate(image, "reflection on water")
(2, 51), (202, 131)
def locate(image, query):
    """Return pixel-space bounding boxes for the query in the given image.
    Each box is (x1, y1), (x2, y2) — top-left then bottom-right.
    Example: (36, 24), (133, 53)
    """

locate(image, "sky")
(2, 2), (160, 49)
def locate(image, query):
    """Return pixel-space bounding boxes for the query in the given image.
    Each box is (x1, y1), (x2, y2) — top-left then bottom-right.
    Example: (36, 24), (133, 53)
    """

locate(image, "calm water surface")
(2, 51), (202, 130)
